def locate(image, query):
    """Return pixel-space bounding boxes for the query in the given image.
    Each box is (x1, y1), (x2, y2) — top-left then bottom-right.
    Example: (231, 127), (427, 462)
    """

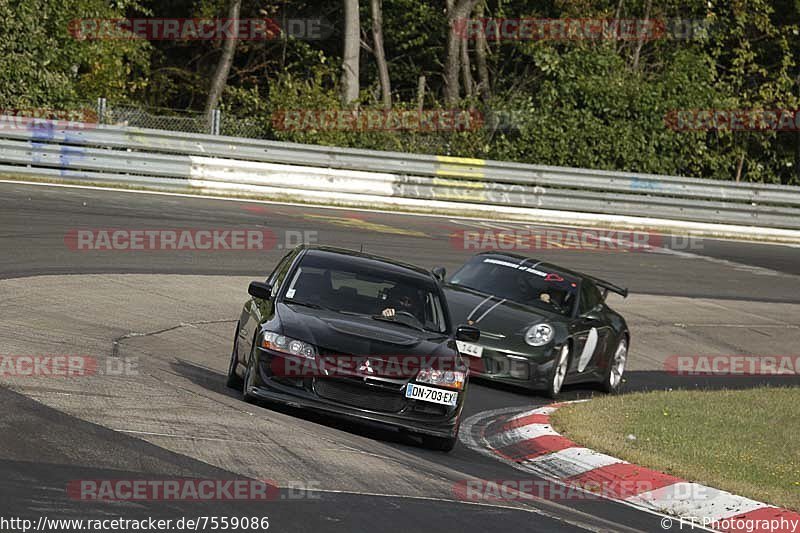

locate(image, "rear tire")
(226, 323), (243, 389)
(546, 344), (570, 399)
(601, 337), (627, 394)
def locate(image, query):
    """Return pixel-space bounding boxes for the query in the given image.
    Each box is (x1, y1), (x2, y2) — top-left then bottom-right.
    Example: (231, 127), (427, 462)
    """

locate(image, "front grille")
(483, 356), (502, 375)
(314, 378), (406, 413)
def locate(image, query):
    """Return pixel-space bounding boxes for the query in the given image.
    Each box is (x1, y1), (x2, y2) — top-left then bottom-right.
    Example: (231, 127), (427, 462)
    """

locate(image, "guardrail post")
(210, 109), (221, 135)
(96, 97), (107, 124)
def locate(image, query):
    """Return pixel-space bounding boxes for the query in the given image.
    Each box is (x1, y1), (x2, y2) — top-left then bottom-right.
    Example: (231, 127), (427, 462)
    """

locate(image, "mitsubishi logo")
(359, 359), (375, 375)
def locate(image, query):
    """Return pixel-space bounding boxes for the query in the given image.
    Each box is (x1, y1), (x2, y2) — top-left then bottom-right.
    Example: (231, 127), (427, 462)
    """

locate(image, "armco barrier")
(1, 118), (800, 229)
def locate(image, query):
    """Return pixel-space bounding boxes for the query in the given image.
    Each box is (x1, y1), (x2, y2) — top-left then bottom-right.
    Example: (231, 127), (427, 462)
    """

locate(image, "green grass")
(551, 387), (800, 511)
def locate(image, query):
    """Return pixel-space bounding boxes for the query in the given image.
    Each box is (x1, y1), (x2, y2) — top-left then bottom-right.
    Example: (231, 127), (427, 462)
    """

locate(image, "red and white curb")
(460, 404), (800, 533)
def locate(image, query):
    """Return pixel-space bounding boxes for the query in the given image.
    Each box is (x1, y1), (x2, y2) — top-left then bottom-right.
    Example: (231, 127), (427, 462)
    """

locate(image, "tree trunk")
(735, 150), (746, 182)
(443, 0), (479, 105)
(794, 130), (799, 185)
(460, 36), (473, 100)
(631, 0), (651, 71)
(612, 0), (624, 54)
(341, 0), (361, 105)
(370, 0), (391, 109)
(473, 1), (491, 102)
(417, 75), (426, 112)
(796, 73), (800, 184)
(205, 0), (241, 125)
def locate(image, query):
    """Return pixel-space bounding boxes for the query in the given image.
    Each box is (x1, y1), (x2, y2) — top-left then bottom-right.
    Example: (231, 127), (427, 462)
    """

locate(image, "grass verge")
(551, 387), (800, 511)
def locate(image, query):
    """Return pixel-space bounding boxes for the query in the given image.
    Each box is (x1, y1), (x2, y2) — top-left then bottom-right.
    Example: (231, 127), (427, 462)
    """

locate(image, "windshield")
(450, 256), (579, 316)
(283, 253), (447, 333)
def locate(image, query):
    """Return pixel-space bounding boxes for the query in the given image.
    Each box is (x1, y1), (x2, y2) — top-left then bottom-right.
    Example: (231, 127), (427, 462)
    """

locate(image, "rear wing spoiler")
(589, 276), (629, 299)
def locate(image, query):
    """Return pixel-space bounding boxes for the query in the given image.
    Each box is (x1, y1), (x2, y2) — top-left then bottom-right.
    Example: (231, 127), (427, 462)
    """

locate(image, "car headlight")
(261, 332), (316, 359)
(415, 368), (466, 390)
(525, 323), (554, 347)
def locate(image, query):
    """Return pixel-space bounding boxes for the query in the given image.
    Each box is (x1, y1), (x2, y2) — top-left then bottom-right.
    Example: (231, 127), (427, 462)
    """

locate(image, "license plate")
(405, 383), (458, 406)
(456, 341), (483, 358)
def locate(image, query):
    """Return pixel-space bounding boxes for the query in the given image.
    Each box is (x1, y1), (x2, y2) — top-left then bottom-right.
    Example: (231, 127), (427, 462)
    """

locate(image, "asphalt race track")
(1, 180), (799, 532)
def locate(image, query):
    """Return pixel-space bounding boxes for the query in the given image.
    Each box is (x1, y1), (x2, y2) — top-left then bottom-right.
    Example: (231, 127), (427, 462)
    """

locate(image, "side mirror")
(455, 324), (480, 343)
(248, 281), (273, 300)
(432, 266), (446, 281)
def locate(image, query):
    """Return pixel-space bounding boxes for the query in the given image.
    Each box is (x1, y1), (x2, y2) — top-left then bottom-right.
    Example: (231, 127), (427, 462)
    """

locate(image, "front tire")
(242, 342), (258, 404)
(546, 344), (570, 399)
(226, 323), (243, 389)
(601, 337), (628, 394)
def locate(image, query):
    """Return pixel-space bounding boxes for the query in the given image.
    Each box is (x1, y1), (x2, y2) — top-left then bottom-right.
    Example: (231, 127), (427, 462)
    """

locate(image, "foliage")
(0, 0), (150, 107)
(2, 0), (799, 183)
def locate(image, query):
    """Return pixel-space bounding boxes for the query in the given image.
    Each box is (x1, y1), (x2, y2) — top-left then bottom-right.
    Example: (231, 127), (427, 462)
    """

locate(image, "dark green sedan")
(438, 252), (630, 398)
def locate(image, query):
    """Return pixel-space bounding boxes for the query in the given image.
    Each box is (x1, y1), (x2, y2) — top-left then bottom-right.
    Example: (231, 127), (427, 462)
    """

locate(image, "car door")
(568, 280), (612, 379)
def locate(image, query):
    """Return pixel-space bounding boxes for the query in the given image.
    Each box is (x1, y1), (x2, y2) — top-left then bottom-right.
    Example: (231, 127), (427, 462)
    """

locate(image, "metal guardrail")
(1, 118), (800, 229)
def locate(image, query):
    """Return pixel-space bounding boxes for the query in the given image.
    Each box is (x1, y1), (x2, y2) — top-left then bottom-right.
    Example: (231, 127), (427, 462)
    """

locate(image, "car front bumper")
(249, 349), (463, 439)
(465, 346), (557, 391)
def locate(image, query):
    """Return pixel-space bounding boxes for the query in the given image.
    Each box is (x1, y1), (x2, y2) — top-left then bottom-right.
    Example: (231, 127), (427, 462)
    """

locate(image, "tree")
(0, 0), (150, 108)
(443, 0), (479, 105)
(473, 0), (491, 102)
(205, 0), (241, 125)
(341, 0), (360, 105)
(371, 0), (391, 108)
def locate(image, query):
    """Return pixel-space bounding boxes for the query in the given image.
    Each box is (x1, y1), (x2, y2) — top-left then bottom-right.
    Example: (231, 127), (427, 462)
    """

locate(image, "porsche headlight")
(261, 332), (316, 359)
(525, 324), (554, 347)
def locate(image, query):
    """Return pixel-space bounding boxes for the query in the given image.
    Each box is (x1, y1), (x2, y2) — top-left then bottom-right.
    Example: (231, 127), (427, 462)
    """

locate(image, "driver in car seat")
(381, 286), (423, 323)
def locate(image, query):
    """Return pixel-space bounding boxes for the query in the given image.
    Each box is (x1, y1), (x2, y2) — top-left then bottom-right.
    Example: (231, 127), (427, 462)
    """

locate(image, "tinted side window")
(579, 281), (603, 314)
(267, 250), (298, 297)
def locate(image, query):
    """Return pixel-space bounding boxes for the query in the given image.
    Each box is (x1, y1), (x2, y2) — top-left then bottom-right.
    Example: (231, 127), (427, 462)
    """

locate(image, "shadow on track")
(0, 385), (581, 533)
(168, 359), (433, 451)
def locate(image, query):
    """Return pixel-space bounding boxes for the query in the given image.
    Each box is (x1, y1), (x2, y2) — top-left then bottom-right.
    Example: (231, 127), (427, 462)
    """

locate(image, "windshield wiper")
(369, 314), (427, 332)
(337, 309), (369, 317)
(288, 301), (384, 319)
(286, 299), (334, 312)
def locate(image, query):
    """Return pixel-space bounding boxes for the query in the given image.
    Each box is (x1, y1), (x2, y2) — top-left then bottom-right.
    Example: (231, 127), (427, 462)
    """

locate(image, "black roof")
(474, 251), (583, 278)
(473, 251), (628, 297)
(299, 245), (438, 284)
